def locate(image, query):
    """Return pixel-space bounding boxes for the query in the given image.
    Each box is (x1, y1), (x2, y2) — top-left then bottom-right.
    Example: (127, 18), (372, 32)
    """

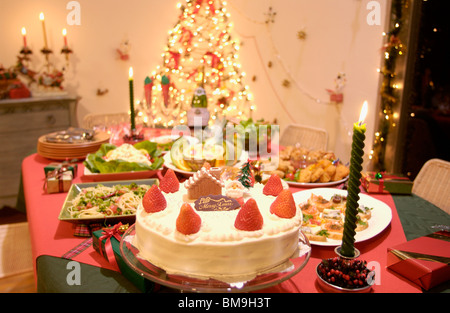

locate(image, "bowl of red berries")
(316, 247), (375, 293)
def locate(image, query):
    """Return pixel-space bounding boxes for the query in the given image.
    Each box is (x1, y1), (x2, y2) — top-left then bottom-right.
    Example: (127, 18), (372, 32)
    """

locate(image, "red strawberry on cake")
(159, 169), (179, 193)
(234, 198), (264, 231)
(263, 174), (284, 196)
(176, 203), (202, 235)
(270, 189), (296, 218)
(142, 185), (167, 213)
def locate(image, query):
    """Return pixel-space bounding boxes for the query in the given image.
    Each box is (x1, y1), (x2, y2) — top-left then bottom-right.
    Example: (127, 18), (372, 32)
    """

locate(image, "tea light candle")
(129, 67), (136, 130)
(340, 101), (368, 257)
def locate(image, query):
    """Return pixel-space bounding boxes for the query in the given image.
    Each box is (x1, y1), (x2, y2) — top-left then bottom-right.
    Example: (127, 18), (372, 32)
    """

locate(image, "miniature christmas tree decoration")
(238, 160), (255, 189)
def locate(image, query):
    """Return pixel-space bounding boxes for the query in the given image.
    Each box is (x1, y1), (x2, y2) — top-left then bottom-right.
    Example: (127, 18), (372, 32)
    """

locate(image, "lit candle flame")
(129, 67), (134, 79)
(21, 27), (26, 36)
(62, 28), (67, 36)
(39, 12), (45, 21)
(358, 101), (368, 125)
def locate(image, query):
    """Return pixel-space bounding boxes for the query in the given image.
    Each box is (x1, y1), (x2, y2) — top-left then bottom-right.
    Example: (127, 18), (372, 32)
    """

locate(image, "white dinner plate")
(261, 173), (348, 188)
(285, 176), (348, 188)
(293, 188), (392, 246)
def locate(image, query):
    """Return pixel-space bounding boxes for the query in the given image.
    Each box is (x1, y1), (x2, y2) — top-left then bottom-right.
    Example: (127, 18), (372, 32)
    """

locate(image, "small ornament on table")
(361, 171), (413, 194)
(237, 160), (255, 189)
(0, 66), (31, 99)
(224, 180), (246, 201)
(8, 80), (31, 99)
(37, 69), (64, 89)
(224, 180), (246, 207)
(44, 167), (73, 194)
(15, 55), (37, 83)
(97, 222), (129, 268)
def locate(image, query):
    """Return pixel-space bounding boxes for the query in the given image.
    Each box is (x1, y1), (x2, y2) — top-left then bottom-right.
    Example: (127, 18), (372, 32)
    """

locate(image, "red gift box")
(92, 223), (157, 293)
(9, 80), (31, 99)
(387, 231), (450, 290)
(361, 172), (413, 194)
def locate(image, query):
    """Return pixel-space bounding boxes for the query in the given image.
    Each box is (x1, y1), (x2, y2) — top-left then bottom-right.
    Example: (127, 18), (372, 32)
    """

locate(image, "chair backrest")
(412, 158), (450, 214)
(280, 124), (328, 150)
(82, 112), (129, 129)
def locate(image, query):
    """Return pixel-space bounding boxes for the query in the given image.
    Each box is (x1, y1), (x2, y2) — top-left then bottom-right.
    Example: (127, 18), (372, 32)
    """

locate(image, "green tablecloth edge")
(36, 255), (142, 293)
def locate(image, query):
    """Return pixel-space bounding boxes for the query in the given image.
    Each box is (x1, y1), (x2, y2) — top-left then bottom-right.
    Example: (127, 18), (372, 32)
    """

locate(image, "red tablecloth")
(261, 187), (418, 293)
(22, 153), (421, 293)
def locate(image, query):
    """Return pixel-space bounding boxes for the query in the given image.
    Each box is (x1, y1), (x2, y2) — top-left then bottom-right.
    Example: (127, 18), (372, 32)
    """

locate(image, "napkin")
(387, 231), (450, 290)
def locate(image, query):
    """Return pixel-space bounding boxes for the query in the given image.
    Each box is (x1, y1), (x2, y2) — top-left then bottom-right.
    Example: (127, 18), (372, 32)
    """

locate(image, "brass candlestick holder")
(40, 47), (53, 73)
(61, 46), (73, 65)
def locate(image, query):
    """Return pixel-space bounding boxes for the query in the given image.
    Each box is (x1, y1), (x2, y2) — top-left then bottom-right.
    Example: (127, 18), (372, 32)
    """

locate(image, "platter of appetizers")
(293, 188), (392, 246)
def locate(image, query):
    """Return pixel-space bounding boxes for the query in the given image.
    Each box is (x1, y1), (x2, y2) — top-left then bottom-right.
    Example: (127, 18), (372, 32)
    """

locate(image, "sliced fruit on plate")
(170, 137), (192, 171)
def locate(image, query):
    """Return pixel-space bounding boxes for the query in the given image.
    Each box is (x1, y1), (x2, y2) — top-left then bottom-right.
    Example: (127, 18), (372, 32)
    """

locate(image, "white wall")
(0, 0), (387, 165)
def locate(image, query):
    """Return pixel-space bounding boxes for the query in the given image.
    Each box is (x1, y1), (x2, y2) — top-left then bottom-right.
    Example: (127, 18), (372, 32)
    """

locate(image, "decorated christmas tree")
(238, 160), (255, 188)
(145, 0), (255, 127)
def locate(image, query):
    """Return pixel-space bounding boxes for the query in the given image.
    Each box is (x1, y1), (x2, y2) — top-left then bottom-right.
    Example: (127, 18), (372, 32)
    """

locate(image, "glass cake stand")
(120, 224), (311, 293)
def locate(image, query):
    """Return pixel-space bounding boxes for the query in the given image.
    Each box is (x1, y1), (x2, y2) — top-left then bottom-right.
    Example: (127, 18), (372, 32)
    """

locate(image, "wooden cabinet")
(0, 96), (78, 208)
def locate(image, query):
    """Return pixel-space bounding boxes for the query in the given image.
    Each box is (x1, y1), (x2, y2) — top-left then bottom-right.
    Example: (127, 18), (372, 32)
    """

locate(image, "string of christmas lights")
(369, 0), (408, 170)
(228, 1), (356, 138)
(228, 2), (332, 106)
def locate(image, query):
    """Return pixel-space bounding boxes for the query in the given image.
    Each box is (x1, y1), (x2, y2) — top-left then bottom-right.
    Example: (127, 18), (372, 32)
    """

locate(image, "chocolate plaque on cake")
(194, 195), (240, 212)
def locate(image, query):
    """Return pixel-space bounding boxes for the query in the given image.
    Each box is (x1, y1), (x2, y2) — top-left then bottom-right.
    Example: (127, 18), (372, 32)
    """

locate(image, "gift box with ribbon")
(387, 231), (450, 290)
(361, 171), (413, 194)
(44, 161), (78, 178)
(92, 223), (157, 293)
(45, 168), (73, 194)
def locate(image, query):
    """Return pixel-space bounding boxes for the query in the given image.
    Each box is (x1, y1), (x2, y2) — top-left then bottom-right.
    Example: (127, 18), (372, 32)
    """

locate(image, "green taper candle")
(341, 101), (368, 257)
(129, 67), (136, 130)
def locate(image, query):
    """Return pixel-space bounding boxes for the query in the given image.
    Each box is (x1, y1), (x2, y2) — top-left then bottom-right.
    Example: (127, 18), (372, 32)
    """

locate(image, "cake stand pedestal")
(120, 224), (311, 293)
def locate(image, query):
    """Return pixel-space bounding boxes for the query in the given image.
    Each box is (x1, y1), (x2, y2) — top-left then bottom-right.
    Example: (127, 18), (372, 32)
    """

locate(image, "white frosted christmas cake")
(133, 167), (303, 280)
